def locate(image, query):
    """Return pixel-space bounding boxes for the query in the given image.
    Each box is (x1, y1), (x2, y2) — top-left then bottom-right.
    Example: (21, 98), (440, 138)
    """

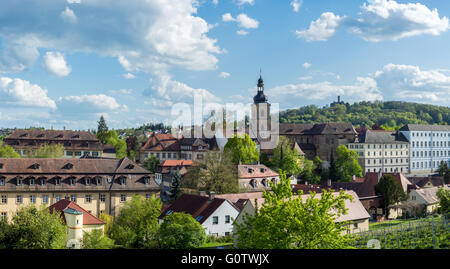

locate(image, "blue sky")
(0, 0), (450, 130)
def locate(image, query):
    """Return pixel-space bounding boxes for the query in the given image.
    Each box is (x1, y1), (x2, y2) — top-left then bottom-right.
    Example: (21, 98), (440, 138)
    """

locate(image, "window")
(55, 195), (61, 202)
(29, 178), (35, 186)
(66, 151), (73, 156)
(85, 178), (91, 186)
(43, 195), (48, 204)
(55, 178), (61, 186)
(97, 177), (102, 185)
(17, 178), (23, 186)
(1, 195), (6, 204)
(121, 194), (126, 202)
(121, 177), (126, 185)
(1, 212), (6, 221)
(146, 194), (151, 199)
(212, 216), (219, 225)
(144, 177), (150, 185)
(17, 195), (22, 204)
(30, 195), (36, 204)
(225, 215), (231, 224)
(75, 151), (82, 156)
(40, 178), (46, 186)
(86, 195), (91, 203)
(70, 178), (76, 186)
(100, 194), (106, 203)
(0, 178), (4, 186)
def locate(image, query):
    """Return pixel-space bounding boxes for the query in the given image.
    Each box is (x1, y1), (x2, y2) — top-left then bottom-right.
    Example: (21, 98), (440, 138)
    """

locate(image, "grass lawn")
(369, 215), (443, 230)
(198, 242), (233, 249)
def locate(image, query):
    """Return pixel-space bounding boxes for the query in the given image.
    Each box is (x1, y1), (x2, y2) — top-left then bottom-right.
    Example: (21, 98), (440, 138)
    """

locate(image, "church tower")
(251, 70), (271, 142)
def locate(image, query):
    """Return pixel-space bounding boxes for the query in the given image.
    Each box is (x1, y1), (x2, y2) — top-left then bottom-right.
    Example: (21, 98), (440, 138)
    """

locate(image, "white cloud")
(60, 7), (77, 24)
(297, 0), (449, 42)
(57, 94), (127, 116)
(110, 89), (133, 95)
(303, 62), (311, 69)
(298, 76), (312, 81)
(219, 72), (231, 78)
(43, 52), (72, 77)
(237, 0), (254, 6)
(268, 77), (382, 108)
(67, 0), (81, 3)
(296, 12), (345, 42)
(0, 0), (222, 73)
(291, 0), (302, 13)
(0, 76), (57, 109)
(123, 73), (136, 79)
(0, 41), (40, 73)
(222, 13), (259, 29)
(212, 0), (219, 5)
(236, 30), (249, 35)
(371, 64), (450, 104)
(236, 14), (259, 29)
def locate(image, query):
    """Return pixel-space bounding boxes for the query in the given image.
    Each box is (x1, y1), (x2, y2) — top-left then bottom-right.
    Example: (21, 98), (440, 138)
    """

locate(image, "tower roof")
(254, 71), (268, 104)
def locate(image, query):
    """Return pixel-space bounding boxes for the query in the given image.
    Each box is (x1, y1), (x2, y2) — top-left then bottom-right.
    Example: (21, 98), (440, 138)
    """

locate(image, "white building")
(348, 130), (410, 175)
(408, 186), (449, 214)
(399, 124), (450, 175)
(158, 193), (240, 237)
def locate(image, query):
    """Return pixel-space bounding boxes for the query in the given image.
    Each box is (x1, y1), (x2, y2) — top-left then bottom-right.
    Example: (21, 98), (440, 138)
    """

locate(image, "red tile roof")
(160, 160), (194, 167)
(159, 194), (236, 224)
(140, 133), (180, 151)
(238, 164), (279, 179)
(48, 199), (105, 225)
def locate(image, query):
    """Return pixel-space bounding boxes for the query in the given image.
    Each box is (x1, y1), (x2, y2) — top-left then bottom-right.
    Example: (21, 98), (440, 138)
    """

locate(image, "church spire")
(254, 69), (268, 104)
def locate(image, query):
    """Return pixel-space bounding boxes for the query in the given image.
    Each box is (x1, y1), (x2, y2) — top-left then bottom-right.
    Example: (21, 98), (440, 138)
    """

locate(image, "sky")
(0, 0), (450, 130)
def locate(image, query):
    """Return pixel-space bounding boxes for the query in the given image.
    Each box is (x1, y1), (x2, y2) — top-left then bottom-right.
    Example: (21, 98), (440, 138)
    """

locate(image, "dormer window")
(29, 163), (40, 170)
(19, 133), (28, 137)
(120, 177), (127, 186)
(72, 134), (80, 139)
(17, 177), (23, 186)
(0, 163), (3, 169)
(40, 178), (46, 186)
(125, 164), (135, 170)
(69, 177), (76, 186)
(85, 177), (91, 186)
(96, 177), (102, 185)
(55, 134), (64, 138)
(144, 177), (150, 185)
(37, 134), (44, 138)
(0, 177), (5, 186)
(260, 168), (265, 173)
(62, 163), (74, 170)
(28, 177), (35, 186)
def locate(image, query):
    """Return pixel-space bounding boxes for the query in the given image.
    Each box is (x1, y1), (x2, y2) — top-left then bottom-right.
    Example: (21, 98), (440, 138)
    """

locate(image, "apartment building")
(0, 157), (160, 222)
(399, 124), (450, 175)
(347, 130), (410, 174)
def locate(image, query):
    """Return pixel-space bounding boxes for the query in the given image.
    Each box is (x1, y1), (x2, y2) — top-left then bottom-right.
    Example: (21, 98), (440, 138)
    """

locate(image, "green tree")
(100, 130), (127, 159)
(99, 213), (114, 236)
(438, 161), (448, 177)
(375, 174), (407, 216)
(235, 172), (353, 249)
(335, 145), (362, 182)
(169, 168), (183, 202)
(97, 115), (109, 143)
(110, 195), (162, 248)
(82, 230), (115, 249)
(30, 143), (64, 158)
(224, 134), (259, 164)
(184, 151), (240, 194)
(2, 206), (67, 249)
(300, 157), (321, 185)
(0, 140), (20, 158)
(271, 136), (302, 177)
(437, 188), (450, 216)
(158, 212), (206, 249)
(142, 156), (160, 173)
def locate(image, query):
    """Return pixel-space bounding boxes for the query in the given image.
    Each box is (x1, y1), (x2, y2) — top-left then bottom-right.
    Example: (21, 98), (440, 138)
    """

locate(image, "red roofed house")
(156, 160), (194, 202)
(159, 193), (240, 237)
(139, 133), (181, 162)
(49, 199), (105, 247)
(238, 164), (280, 191)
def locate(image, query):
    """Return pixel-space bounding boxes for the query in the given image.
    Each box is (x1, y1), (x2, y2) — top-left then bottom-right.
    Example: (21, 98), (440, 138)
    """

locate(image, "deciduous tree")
(158, 212), (206, 249)
(375, 174), (407, 216)
(224, 134), (259, 165)
(335, 145), (362, 182)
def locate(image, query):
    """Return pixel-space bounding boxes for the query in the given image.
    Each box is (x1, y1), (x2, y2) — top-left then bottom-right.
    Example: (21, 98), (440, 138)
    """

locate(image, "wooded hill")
(279, 101), (450, 130)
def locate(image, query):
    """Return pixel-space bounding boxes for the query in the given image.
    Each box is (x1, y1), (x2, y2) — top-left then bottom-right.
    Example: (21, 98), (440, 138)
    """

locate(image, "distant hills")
(279, 101), (450, 130)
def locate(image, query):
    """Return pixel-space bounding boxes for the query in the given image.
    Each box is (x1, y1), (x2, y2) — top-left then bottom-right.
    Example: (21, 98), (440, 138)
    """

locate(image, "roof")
(49, 199), (106, 225)
(408, 176), (445, 188)
(399, 124), (450, 132)
(279, 124), (315, 135)
(159, 194), (238, 224)
(159, 160), (194, 167)
(234, 190), (370, 222)
(412, 186), (449, 205)
(5, 129), (99, 141)
(237, 164), (279, 179)
(140, 133), (180, 151)
(358, 130), (409, 144)
(0, 157), (159, 192)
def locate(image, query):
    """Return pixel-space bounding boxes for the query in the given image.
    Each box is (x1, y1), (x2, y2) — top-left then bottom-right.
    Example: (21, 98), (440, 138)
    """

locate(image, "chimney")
(327, 179), (332, 187)
(209, 191), (216, 201)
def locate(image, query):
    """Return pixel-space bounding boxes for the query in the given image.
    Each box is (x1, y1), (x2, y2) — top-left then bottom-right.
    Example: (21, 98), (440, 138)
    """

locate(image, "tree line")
(280, 101), (450, 129)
